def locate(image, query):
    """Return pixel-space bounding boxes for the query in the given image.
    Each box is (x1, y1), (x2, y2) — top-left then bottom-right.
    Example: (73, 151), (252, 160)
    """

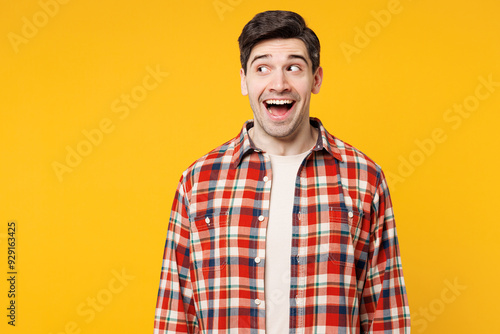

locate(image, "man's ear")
(240, 68), (248, 96)
(312, 66), (323, 94)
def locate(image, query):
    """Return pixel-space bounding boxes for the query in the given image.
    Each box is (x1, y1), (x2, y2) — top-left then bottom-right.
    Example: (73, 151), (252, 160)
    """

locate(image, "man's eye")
(257, 66), (270, 73)
(288, 65), (301, 72)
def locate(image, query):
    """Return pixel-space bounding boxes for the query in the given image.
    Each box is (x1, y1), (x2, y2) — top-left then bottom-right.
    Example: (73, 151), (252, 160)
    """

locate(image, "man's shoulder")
(329, 134), (382, 176)
(334, 136), (380, 166)
(180, 134), (239, 182)
(313, 117), (381, 176)
(325, 133), (387, 198)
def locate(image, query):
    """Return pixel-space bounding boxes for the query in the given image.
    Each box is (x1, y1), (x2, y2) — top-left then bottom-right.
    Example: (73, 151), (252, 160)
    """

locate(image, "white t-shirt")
(265, 150), (311, 333)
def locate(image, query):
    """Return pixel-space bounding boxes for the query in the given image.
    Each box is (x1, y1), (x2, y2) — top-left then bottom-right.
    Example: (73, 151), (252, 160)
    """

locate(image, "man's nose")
(269, 70), (291, 92)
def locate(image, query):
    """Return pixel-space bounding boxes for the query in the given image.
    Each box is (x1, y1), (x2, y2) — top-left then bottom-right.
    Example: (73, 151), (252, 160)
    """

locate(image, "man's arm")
(360, 169), (410, 333)
(154, 178), (198, 333)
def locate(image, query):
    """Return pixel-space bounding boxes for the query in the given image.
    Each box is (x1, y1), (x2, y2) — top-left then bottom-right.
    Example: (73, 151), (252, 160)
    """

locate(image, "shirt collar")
(230, 117), (343, 168)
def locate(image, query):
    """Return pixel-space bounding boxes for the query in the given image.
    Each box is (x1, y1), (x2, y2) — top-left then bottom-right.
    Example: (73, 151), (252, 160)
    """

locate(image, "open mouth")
(264, 99), (295, 117)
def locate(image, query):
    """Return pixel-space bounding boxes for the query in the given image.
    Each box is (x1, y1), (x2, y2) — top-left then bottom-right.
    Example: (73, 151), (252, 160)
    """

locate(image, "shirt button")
(255, 299), (261, 305)
(263, 176), (269, 182)
(254, 257), (261, 264)
(348, 211), (354, 218)
(205, 217), (211, 225)
(258, 215), (265, 222)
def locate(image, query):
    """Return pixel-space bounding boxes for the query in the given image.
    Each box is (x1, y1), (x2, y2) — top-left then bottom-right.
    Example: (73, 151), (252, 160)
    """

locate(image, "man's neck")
(249, 123), (318, 156)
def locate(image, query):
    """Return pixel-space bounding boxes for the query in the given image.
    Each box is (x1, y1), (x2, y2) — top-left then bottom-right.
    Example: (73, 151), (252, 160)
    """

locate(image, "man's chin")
(261, 123), (296, 139)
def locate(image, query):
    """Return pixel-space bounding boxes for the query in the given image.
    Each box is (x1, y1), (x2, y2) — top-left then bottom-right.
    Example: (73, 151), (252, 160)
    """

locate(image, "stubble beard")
(250, 94), (308, 141)
(257, 116), (300, 139)
(253, 106), (308, 141)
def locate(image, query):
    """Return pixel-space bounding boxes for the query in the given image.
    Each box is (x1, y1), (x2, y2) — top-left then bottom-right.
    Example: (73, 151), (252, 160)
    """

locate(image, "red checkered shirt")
(154, 118), (410, 333)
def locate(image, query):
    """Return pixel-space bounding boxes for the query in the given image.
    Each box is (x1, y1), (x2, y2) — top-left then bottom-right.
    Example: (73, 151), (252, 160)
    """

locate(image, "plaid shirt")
(155, 118), (410, 333)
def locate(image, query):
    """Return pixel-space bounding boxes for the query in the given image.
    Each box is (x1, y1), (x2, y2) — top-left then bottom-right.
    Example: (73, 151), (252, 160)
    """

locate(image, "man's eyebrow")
(249, 54), (270, 67)
(249, 54), (310, 67)
(289, 54), (309, 65)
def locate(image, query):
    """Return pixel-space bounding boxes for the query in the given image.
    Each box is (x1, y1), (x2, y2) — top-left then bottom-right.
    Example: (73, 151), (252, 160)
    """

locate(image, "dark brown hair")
(238, 10), (320, 74)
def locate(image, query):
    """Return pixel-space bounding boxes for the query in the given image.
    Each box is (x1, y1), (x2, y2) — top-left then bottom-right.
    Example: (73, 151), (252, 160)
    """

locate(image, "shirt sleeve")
(360, 169), (411, 333)
(154, 177), (198, 333)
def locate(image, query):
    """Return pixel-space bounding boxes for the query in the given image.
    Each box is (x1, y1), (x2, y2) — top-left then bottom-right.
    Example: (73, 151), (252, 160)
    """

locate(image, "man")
(155, 10), (410, 333)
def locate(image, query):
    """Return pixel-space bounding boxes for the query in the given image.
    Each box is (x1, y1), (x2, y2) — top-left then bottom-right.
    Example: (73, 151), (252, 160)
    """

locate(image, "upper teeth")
(266, 99), (293, 105)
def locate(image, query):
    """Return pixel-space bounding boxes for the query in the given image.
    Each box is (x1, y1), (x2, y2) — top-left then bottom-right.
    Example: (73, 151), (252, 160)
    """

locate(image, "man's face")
(240, 38), (323, 142)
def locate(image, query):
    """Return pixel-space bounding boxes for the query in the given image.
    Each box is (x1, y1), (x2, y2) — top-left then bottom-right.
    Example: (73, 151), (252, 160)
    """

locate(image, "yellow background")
(1, 0), (499, 333)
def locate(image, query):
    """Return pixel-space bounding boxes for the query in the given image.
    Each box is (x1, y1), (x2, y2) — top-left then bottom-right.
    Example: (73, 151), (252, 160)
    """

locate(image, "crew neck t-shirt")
(265, 150), (311, 333)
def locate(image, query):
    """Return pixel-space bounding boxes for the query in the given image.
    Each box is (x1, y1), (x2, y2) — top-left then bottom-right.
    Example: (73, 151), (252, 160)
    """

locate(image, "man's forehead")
(249, 38), (311, 64)
(250, 38), (309, 59)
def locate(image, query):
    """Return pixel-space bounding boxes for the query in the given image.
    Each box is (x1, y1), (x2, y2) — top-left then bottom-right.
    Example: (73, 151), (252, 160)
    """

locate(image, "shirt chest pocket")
(319, 206), (362, 267)
(191, 213), (229, 272)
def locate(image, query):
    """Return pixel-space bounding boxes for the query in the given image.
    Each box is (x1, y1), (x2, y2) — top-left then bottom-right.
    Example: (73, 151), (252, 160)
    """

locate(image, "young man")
(155, 11), (410, 333)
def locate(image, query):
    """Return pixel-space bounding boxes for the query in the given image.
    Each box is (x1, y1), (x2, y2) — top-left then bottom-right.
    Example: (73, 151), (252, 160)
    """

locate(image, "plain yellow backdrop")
(1, 0), (499, 333)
